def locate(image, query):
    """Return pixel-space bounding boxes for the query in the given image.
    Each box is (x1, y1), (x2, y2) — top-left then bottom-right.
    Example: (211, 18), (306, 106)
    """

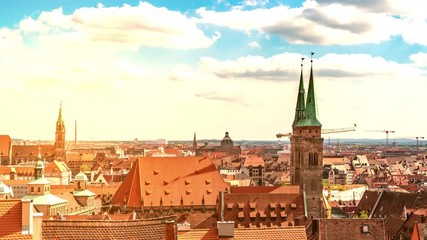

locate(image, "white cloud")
(249, 41), (261, 48)
(0, 28), (24, 52)
(243, 0), (269, 7)
(196, 1), (420, 45)
(400, 17), (427, 46)
(18, 2), (219, 49)
(410, 52), (427, 66)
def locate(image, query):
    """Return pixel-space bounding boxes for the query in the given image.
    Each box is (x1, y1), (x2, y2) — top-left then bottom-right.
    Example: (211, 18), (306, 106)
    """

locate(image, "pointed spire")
(58, 102), (63, 121)
(303, 52), (322, 127)
(292, 57), (306, 127)
(34, 144), (45, 180)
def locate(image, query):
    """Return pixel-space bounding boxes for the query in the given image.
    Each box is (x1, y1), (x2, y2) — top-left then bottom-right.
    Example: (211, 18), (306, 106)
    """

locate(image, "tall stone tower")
(290, 56), (324, 218)
(54, 103), (66, 161)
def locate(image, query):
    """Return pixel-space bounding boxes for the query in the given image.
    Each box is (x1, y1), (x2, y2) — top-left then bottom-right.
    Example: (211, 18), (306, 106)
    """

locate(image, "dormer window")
(362, 225), (369, 234)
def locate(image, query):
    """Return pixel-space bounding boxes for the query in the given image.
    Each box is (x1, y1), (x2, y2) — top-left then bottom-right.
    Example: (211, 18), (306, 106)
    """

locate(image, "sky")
(0, 0), (426, 142)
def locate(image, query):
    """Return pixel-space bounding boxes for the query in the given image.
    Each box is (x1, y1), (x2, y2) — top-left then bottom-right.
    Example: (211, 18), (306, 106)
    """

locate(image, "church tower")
(290, 54), (324, 218)
(54, 103), (66, 161)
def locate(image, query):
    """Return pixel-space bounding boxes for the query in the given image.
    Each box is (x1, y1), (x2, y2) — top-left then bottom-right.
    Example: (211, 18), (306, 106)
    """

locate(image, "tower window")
(314, 153), (319, 165)
(309, 153), (314, 165)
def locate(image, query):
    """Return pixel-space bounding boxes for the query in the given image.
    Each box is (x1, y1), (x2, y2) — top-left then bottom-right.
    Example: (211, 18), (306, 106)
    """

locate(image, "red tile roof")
(112, 157), (229, 208)
(0, 200), (32, 240)
(42, 216), (175, 240)
(13, 145), (54, 157)
(0, 135), (11, 157)
(317, 218), (386, 240)
(177, 226), (307, 240)
(229, 186), (300, 194)
(243, 155), (265, 167)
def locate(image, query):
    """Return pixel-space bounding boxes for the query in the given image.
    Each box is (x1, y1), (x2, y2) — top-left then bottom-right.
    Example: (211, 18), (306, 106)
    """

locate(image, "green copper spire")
(292, 58), (306, 127)
(302, 53), (322, 127)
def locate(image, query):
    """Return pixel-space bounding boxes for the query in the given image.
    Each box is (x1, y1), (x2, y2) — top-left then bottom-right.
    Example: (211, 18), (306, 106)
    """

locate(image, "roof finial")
(58, 101), (63, 120)
(311, 52), (315, 63)
(38, 143), (41, 160)
(301, 57), (305, 67)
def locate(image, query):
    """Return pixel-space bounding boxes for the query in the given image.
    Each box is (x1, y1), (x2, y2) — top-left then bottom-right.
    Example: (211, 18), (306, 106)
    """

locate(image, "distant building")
(53, 103), (66, 161)
(0, 177), (14, 199)
(22, 154), (67, 216)
(196, 132), (241, 156)
(241, 155), (265, 186)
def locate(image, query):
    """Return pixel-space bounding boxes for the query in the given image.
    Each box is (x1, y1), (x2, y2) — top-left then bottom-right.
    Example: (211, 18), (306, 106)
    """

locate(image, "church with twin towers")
(290, 54), (324, 218)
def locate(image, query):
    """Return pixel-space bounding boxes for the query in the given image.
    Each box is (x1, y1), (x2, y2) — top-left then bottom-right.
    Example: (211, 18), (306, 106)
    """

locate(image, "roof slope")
(112, 157), (228, 208)
(0, 135), (11, 157)
(318, 218), (386, 240)
(178, 226), (307, 240)
(42, 216), (174, 240)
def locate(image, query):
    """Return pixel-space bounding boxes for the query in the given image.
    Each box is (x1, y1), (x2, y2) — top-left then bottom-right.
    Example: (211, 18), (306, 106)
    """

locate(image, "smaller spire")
(292, 57), (306, 127)
(302, 52), (321, 127)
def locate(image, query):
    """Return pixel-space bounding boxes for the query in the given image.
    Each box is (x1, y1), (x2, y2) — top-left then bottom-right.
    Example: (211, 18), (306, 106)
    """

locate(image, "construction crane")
(276, 124), (357, 139)
(408, 137), (425, 155)
(365, 130), (395, 157)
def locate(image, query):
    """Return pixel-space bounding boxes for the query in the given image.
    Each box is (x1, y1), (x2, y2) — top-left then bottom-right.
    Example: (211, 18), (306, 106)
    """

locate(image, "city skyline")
(1, 0), (426, 141)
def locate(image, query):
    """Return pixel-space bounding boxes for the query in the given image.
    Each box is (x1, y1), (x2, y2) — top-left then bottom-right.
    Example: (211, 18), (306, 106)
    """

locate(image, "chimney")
(218, 191), (225, 221)
(165, 220), (176, 240)
(21, 199), (33, 235)
(10, 168), (17, 180)
(294, 217), (300, 226)
(217, 221), (234, 238)
(177, 221), (191, 232)
(32, 212), (43, 240)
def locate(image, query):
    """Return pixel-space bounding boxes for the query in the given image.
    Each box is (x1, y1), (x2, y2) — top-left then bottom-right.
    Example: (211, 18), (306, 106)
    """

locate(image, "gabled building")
(220, 186), (304, 228)
(22, 155), (67, 216)
(311, 218), (386, 240)
(241, 155), (265, 186)
(355, 190), (427, 219)
(111, 156), (229, 228)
